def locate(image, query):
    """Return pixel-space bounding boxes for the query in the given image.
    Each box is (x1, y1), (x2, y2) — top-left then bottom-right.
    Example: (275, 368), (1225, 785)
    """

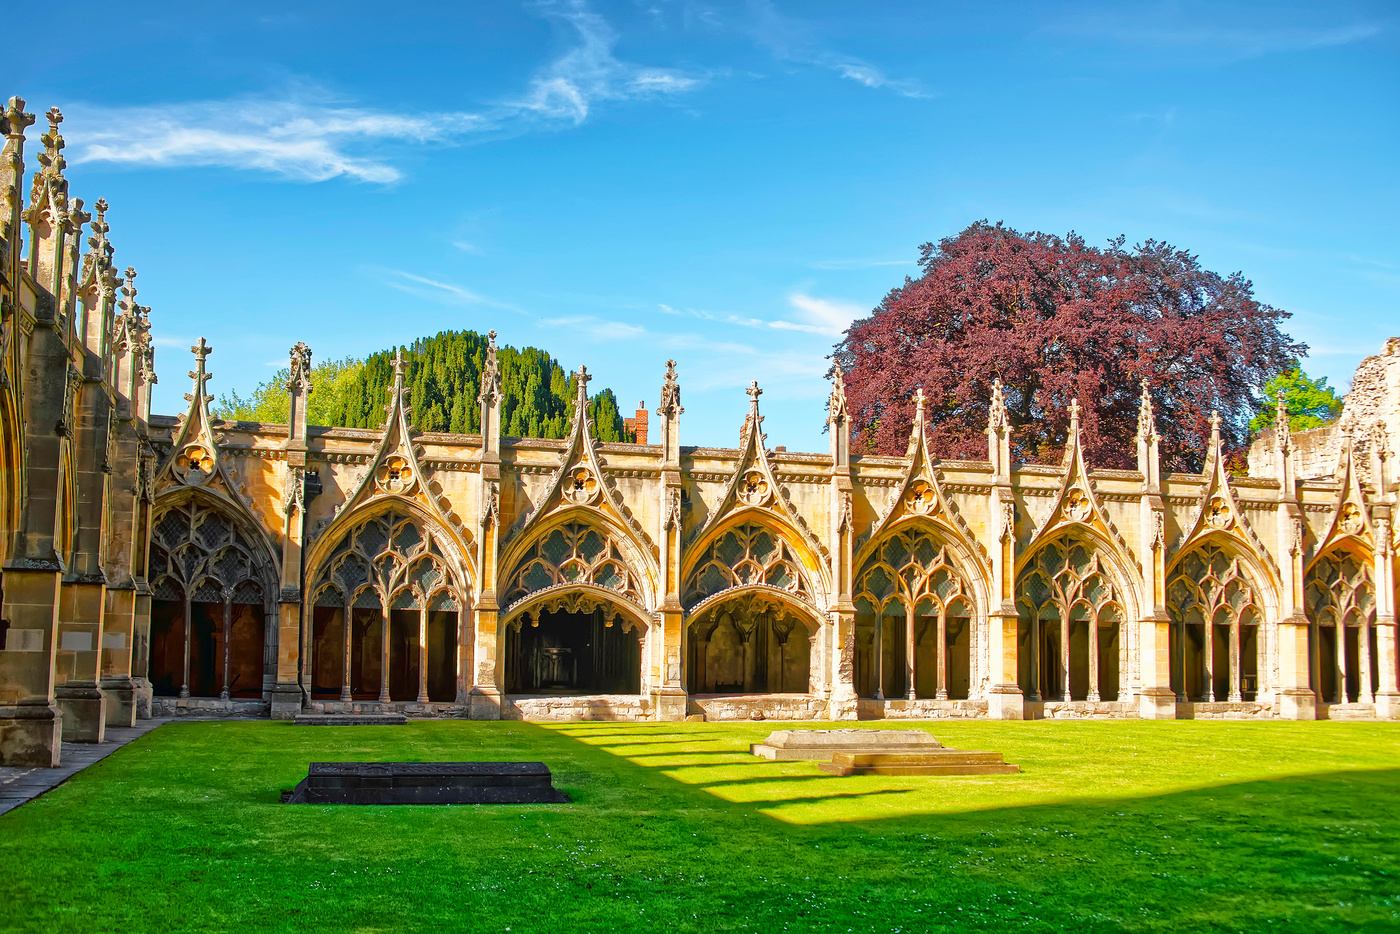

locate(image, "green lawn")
(3, 719), (1398, 933)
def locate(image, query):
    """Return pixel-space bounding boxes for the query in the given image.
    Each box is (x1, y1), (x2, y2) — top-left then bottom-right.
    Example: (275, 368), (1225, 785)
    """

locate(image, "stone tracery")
(1304, 549), (1379, 705)
(1166, 543), (1263, 702)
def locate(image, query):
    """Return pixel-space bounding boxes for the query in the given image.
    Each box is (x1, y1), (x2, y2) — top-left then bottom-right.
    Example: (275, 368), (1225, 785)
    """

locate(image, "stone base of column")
(1137, 687), (1178, 720)
(1373, 691), (1400, 721)
(467, 687), (503, 721)
(0, 703), (63, 767)
(134, 678), (154, 719)
(986, 683), (1024, 720)
(270, 682), (303, 720)
(650, 690), (687, 722)
(1278, 688), (1317, 721)
(100, 677), (137, 728)
(56, 683), (107, 743)
(827, 686), (859, 721)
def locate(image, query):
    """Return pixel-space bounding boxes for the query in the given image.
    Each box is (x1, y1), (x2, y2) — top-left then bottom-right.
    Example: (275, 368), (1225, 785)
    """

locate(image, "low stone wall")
(1176, 701), (1277, 720)
(303, 700), (469, 718)
(688, 693), (828, 721)
(504, 694), (652, 722)
(857, 698), (988, 720)
(1025, 700), (1137, 720)
(151, 697), (269, 718)
(1320, 702), (1378, 721)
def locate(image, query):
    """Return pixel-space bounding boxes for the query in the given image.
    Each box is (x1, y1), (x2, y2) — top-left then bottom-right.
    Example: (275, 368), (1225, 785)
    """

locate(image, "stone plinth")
(283, 761), (570, 804)
(818, 749), (1020, 776)
(750, 728), (942, 760)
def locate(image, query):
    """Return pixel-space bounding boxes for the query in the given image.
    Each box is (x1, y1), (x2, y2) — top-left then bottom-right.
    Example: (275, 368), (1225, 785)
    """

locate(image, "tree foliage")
(1249, 365), (1343, 434)
(833, 221), (1304, 472)
(213, 330), (631, 442)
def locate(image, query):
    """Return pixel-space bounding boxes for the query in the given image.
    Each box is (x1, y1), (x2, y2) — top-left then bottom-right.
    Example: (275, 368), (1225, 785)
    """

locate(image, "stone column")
(983, 380), (1023, 720)
(652, 360), (686, 721)
(1087, 617), (1100, 703)
(1228, 620), (1242, 702)
(378, 607), (390, 703)
(1202, 621), (1214, 702)
(469, 332), (504, 720)
(417, 606), (429, 704)
(935, 610), (948, 700)
(904, 605), (917, 700)
(219, 594), (232, 700)
(826, 365), (859, 720)
(1135, 383), (1176, 718)
(1372, 506), (1398, 718)
(340, 605), (352, 703)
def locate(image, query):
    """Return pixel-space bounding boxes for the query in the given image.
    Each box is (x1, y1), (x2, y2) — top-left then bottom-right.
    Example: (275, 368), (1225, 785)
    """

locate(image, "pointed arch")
(851, 520), (980, 701)
(682, 510), (830, 612)
(1015, 528), (1138, 704)
(1303, 542), (1379, 706)
(1165, 535), (1275, 703)
(147, 488), (281, 699)
(685, 588), (822, 695)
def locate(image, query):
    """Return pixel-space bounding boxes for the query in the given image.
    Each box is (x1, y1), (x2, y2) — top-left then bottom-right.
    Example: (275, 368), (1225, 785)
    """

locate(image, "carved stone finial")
(575, 365), (591, 400)
(186, 337), (212, 401)
(287, 342), (312, 393)
(747, 380), (762, 403)
(191, 336), (211, 366)
(1069, 398), (1081, 430)
(1274, 393), (1290, 452)
(657, 359), (682, 417)
(477, 330), (502, 407)
(36, 106), (66, 178)
(391, 346), (406, 382)
(1137, 379), (1156, 441)
(914, 386), (926, 423)
(988, 377), (1008, 432)
(1209, 410), (1222, 440)
(828, 363), (848, 421)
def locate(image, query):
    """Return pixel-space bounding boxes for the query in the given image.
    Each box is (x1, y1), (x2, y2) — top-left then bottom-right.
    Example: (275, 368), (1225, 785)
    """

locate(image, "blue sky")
(10, 0), (1397, 451)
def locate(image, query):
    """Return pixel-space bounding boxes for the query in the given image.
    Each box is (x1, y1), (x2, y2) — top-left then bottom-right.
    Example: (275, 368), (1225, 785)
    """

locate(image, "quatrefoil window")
(737, 469), (771, 507)
(1063, 488), (1092, 523)
(173, 443), (215, 485)
(906, 480), (938, 515)
(564, 466), (599, 505)
(1339, 503), (1364, 535)
(375, 454), (415, 494)
(1205, 496), (1233, 530)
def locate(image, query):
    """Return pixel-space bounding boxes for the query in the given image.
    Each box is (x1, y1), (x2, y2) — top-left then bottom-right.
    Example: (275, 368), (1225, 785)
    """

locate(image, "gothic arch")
(498, 506), (658, 620)
(304, 501), (472, 704)
(305, 494), (476, 596)
(1165, 536), (1272, 702)
(1015, 529), (1137, 703)
(851, 522), (980, 700)
(1303, 543), (1379, 706)
(682, 509), (830, 611)
(853, 516), (990, 614)
(147, 489), (281, 699)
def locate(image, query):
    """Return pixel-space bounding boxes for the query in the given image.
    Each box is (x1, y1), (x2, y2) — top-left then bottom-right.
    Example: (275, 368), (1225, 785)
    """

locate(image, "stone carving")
(1204, 496), (1233, 531)
(286, 342), (312, 394)
(1338, 502), (1364, 536)
(656, 358), (682, 418)
(563, 466), (599, 505)
(375, 453), (415, 494)
(1063, 488), (1092, 523)
(905, 479), (938, 515)
(172, 443), (215, 485)
(738, 468), (771, 507)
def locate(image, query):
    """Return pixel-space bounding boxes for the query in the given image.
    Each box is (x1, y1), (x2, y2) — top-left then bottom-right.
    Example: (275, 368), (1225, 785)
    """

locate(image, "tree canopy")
(1248, 365), (1343, 434)
(833, 221), (1304, 472)
(214, 329), (632, 442)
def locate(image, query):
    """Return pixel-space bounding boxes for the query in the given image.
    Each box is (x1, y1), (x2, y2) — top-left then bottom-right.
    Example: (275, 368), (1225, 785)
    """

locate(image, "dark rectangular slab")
(284, 762), (570, 804)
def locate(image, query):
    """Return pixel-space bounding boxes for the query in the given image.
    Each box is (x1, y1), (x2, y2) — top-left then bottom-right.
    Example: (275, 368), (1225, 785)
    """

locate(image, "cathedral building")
(1, 97), (1396, 768)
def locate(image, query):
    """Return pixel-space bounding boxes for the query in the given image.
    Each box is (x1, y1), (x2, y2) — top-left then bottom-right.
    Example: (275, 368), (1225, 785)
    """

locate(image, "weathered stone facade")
(1, 99), (1397, 768)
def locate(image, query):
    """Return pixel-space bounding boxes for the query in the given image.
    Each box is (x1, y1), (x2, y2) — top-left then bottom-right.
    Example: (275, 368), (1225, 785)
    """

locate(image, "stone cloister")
(1, 96), (1398, 767)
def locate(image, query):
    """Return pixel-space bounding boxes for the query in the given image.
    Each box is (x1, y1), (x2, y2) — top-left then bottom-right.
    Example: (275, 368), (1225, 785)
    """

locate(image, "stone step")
(818, 749), (1021, 776)
(751, 728), (943, 760)
(292, 713), (408, 726)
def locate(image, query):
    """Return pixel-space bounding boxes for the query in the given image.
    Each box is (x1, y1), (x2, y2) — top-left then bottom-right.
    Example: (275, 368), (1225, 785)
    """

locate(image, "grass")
(2, 719), (1399, 933)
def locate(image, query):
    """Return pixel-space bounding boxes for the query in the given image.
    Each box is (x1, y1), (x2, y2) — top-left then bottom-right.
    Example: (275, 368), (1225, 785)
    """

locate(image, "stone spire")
(827, 363), (849, 470)
(1, 97), (35, 270)
(1136, 380), (1156, 442)
(286, 341), (312, 450)
(1136, 380), (1160, 491)
(656, 358), (682, 468)
(986, 378), (1012, 480)
(478, 329), (502, 463)
(1062, 398), (1082, 468)
(25, 106), (72, 295)
(656, 358), (682, 419)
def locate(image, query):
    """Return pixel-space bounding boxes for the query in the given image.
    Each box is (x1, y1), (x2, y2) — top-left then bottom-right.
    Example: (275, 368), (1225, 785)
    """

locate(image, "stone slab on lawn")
(750, 729), (943, 760)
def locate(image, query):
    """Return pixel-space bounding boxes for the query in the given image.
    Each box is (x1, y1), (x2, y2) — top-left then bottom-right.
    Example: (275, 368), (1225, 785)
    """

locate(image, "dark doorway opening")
(505, 608), (641, 694)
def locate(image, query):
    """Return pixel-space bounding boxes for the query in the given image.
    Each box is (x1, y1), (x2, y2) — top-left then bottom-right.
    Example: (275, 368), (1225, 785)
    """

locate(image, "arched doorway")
(308, 509), (468, 703)
(501, 521), (648, 695)
(683, 522), (817, 695)
(1016, 533), (1125, 703)
(1305, 549), (1378, 706)
(1167, 543), (1264, 702)
(854, 529), (973, 700)
(148, 500), (275, 699)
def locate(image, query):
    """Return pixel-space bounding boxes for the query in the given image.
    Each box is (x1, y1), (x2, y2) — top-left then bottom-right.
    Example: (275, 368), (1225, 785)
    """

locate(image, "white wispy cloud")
(65, 0), (702, 183)
(376, 268), (528, 314)
(808, 257), (915, 271)
(748, 0), (931, 99)
(1049, 9), (1383, 60)
(509, 1), (703, 123)
(773, 293), (866, 336)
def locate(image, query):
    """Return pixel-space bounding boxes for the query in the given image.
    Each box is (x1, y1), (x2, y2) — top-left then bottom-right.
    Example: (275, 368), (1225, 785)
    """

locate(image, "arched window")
(504, 521), (643, 607)
(308, 510), (464, 704)
(148, 501), (274, 699)
(853, 530), (973, 700)
(1305, 550), (1378, 705)
(1016, 534), (1124, 703)
(1167, 544), (1263, 702)
(684, 522), (810, 607)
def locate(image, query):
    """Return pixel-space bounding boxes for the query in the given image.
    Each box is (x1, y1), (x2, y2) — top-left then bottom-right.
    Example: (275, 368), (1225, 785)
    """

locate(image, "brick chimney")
(624, 401), (649, 444)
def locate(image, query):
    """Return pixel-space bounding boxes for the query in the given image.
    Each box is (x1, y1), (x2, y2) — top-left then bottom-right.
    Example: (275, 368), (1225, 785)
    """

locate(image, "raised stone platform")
(750, 728), (943, 760)
(292, 713), (408, 726)
(283, 762), (570, 804)
(819, 749), (1021, 776)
